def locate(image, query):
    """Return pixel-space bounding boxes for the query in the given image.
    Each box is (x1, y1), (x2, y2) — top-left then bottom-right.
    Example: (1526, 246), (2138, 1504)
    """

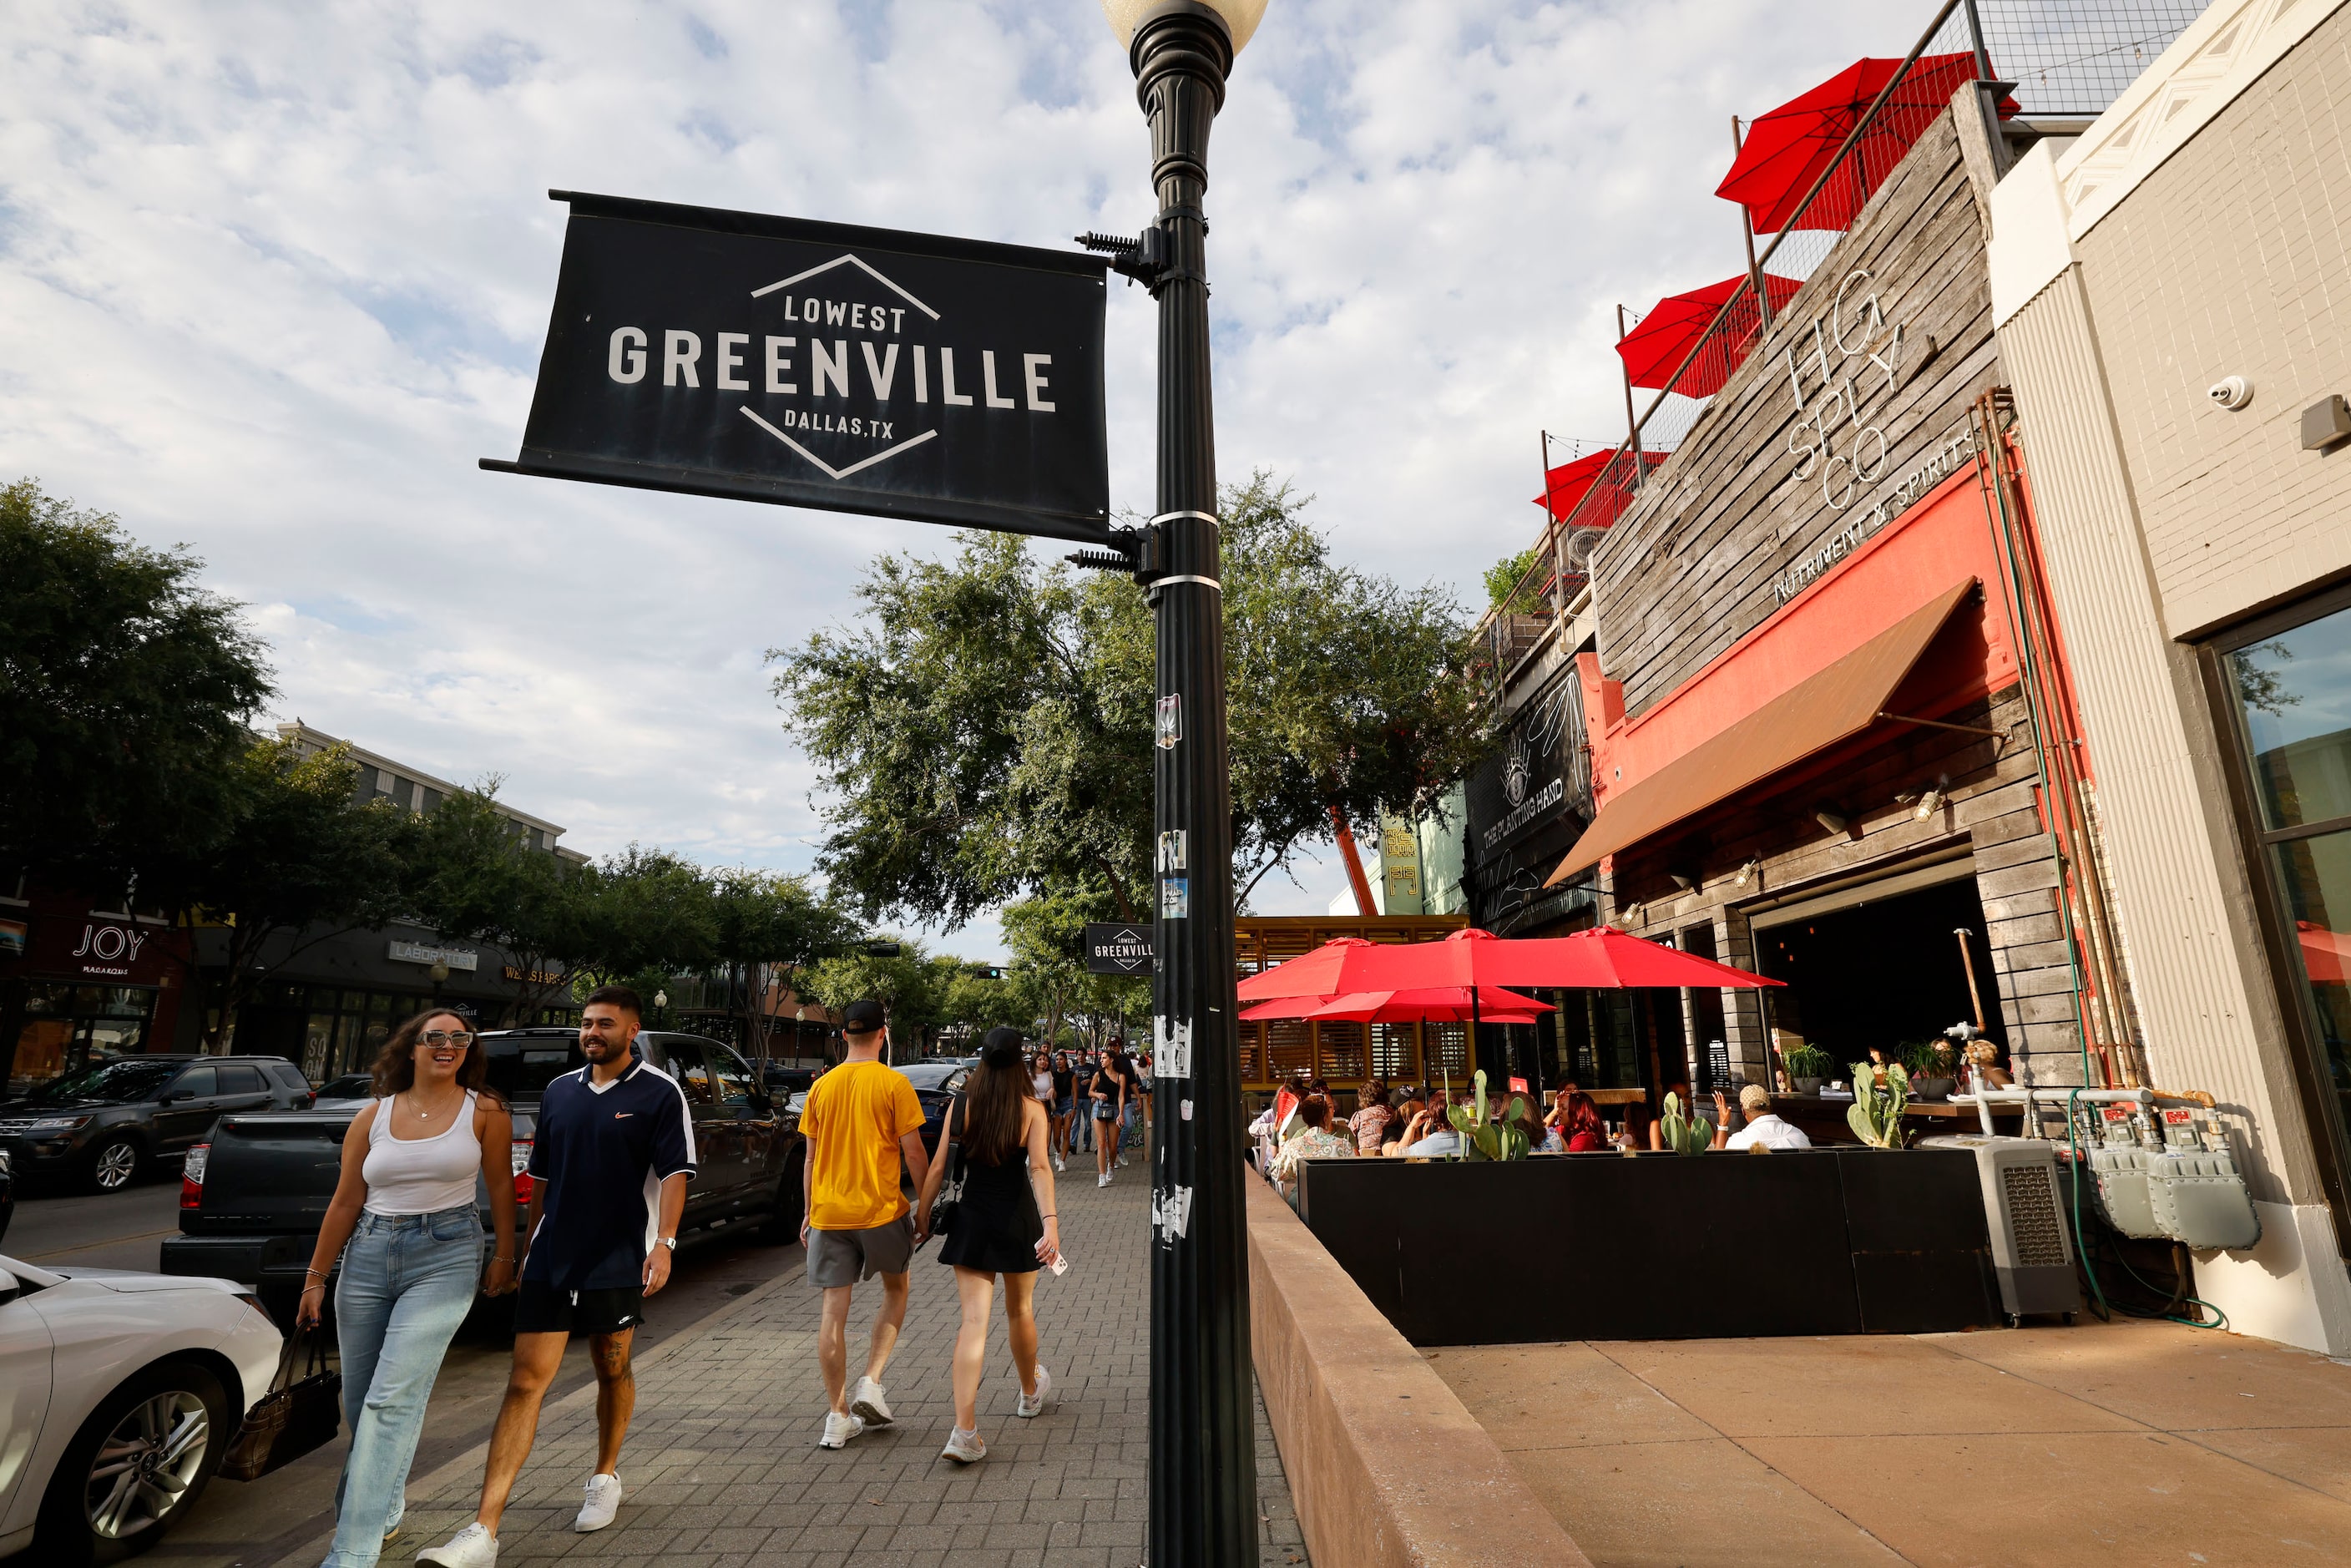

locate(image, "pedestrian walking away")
(1049, 1050), (1076, 1171)
(1088, 1047), (1125, 1187)
(298, 1009), (518, 1568)
(417, 985), (695, 1567)
(915, 1026), (1061, 1464)
(799, 998), (930, 1449)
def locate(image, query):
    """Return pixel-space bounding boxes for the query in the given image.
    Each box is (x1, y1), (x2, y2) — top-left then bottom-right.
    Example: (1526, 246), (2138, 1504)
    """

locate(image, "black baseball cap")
(842, 999), (887, 1034)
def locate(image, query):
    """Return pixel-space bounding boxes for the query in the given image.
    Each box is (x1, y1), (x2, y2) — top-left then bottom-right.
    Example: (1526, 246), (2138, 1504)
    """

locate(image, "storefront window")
(2223, 601), (2351, 1147)
(8, 983), (158, 1095)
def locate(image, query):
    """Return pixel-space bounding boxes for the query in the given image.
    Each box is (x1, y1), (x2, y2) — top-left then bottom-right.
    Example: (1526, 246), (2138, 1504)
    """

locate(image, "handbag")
(219, 1323), (342, 1482)
(929, 1100), (967, 1237)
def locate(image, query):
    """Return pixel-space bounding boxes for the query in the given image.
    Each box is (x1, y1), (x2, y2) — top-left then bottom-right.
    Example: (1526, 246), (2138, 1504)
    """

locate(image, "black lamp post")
(1095, 2), (1265, 1560)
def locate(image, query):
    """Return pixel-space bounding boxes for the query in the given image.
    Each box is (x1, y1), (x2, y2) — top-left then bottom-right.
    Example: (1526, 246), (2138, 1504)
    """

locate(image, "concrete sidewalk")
(366, 1160), (1308, 1566)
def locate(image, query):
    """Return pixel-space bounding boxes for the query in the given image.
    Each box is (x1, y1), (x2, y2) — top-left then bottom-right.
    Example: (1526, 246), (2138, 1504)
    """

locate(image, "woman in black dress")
(914, 1026), (1061, 1463)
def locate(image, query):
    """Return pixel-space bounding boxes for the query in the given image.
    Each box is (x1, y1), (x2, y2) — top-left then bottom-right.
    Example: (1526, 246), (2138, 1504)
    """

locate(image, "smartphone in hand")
(1049, 1252), (1070, 1277)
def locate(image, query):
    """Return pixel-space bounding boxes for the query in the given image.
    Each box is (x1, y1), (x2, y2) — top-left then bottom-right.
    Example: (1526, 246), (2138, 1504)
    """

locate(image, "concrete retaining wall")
(1245, 1174), (1590, 1566)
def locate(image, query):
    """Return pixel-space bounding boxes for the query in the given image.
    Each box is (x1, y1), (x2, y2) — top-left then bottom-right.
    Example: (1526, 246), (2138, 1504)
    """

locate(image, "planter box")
(1296, 1148), (1998, 1344)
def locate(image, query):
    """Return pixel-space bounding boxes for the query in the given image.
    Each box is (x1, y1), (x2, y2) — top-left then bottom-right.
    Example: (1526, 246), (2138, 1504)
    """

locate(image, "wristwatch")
(655, 1237), (677, 1252)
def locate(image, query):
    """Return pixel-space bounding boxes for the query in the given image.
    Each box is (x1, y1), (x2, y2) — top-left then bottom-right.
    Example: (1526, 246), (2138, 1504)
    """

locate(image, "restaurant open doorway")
(1752, 873), (2000, 1065)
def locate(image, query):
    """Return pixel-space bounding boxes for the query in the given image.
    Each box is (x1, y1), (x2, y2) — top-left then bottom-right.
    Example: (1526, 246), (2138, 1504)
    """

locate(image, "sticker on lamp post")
(1157, 830), (1187, 873)
(1154, 1016), (1192, 1079)
(1160, 878), (1190, 918)
(1155, 695), (1181, 749)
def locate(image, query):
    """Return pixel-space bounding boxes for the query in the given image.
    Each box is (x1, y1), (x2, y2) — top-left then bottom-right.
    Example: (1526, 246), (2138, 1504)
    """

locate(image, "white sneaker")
(1015, 1364), (1053, 1419)
(417, 1521), (496, 1568)
(942, 1425), (987, 1463)
(574, 1472), (621, 1532)
(819, 1410), (866, 1448)
(1054, 1156), (1065, 1172)
(1097, 1171), (1110, 1188)
(851, 1375), (894, 1426)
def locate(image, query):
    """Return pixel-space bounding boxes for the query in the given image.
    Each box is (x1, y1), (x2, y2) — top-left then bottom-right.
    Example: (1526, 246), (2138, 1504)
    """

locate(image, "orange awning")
(1546, 580), (1979, 885)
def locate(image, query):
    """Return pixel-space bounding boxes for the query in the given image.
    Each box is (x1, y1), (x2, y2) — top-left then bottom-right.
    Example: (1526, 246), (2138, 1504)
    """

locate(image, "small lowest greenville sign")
(485, 191), (1111, 543)
(1084, 923), (1155, 976)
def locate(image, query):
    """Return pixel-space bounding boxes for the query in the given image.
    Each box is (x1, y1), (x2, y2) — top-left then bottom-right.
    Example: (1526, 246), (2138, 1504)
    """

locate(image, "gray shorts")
(808, 1215), (915, 1287)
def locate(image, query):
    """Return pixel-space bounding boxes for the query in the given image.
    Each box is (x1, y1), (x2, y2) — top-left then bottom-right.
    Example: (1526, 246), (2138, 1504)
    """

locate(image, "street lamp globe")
(1100, 0), (1266, 52)
(653, 989), (669, 1009)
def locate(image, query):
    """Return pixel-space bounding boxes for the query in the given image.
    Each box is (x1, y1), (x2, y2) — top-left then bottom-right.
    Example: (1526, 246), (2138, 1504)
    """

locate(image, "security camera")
(2209, 376), (2253, 411)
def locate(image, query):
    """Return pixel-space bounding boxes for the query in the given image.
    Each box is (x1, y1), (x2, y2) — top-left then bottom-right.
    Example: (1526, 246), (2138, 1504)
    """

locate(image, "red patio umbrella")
(1615, 272), (1805, 396)
(1239, 928), (1780, 999)
(1532, 448), (1670, 526)
(1716, 54), (2015, 234)
(1236, 937), (1393, 1002)
(1303, 988), (1555, 1024)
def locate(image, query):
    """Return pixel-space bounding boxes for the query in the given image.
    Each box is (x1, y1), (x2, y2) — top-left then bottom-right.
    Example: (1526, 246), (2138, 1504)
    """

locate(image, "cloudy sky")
(2, 0), (1916, 959)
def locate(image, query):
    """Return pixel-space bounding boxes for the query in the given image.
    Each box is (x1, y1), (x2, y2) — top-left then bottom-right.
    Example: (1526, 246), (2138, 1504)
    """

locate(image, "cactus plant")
(1847, 1060), (1911, 1147)
(1657, 1090), (1715, 1156)
(1442, 1070), (1533, 1161)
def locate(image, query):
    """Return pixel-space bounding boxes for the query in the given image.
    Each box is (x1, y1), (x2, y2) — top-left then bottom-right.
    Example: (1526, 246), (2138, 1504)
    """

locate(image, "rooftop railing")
(1469, 0), (2204, 699)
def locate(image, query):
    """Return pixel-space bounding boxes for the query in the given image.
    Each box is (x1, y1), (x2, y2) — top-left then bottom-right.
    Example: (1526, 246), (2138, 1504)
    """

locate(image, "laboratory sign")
(486, 191), (1112, 543)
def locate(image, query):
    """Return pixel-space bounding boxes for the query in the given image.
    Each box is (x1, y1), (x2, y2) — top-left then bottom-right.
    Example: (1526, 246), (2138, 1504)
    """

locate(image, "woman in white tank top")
(299, 1010), (518, 1568)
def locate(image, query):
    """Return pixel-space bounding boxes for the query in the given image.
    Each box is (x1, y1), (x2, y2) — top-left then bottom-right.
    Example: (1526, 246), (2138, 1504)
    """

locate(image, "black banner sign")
(1465, 674), (1595, 933)
(1084, 923), (1155, 976)
(484, 192), (1111, 543)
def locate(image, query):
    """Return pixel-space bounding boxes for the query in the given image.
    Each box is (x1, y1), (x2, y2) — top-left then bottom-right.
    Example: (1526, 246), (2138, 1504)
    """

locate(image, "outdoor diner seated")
(1383, 1097), (1424, 1153)
(1549, 1090), (1608, 1151)
(1716, 1084), (1813, 1150)
(1349, 1082), (1394, 1152)
(1269, 1095), (1353, 1206)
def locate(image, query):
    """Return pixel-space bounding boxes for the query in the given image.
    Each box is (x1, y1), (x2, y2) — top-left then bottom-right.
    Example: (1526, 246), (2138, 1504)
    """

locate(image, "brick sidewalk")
(384, 1156), (1309, 1566)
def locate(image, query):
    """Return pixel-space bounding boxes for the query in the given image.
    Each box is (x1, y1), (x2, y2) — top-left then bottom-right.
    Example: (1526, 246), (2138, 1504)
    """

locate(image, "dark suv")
(0, 1055), (314, 1191)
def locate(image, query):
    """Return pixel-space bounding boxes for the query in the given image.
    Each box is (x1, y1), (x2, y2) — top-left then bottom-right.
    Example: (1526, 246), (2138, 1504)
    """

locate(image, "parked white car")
(0, 1254), (283, 1565)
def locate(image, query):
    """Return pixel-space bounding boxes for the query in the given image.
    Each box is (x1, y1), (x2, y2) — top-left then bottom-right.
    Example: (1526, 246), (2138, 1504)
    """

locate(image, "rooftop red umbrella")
(1716, 54), (2015, 235)
(1615, 273), (1805, 397)
(1532, 448), (1670, 526)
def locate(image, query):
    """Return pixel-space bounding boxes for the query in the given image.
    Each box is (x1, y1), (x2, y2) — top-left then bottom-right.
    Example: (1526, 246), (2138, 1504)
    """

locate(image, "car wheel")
(35, 1358), (231, 1566)
(758, 1146), (806, 1244)
(85, 1135), (143, 1194)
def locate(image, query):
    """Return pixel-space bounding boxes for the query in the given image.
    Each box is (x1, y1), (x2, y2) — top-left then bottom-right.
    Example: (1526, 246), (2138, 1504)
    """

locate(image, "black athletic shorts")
(513, 1278), (645, 1336)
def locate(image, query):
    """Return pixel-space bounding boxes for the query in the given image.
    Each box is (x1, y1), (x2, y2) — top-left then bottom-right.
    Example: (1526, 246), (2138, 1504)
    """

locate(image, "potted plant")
(1443, 1070), (1533, 1161)
(1782, 1043), (1833, 1095)
(1658, 1090), (1715, 1155)
(1898, 1038), (1957, 1100)
(1848, 1060), (1912, 1146)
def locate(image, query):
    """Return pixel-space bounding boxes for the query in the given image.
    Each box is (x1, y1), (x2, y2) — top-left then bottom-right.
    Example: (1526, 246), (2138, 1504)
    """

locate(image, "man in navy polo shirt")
(420, 985), (695, 1567)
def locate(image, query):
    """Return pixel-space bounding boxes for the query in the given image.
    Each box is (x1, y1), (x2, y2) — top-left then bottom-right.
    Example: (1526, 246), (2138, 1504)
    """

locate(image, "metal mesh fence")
(1477, 0), (2202, 685)
(1977, 0), (2207, 118)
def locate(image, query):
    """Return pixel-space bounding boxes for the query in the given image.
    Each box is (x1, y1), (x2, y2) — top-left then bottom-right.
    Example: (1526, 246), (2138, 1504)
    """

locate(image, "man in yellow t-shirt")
(798, 999), (930, 1449)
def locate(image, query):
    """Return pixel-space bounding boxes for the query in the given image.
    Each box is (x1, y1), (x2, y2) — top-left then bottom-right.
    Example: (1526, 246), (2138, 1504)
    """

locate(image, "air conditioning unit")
(1919, 1135), (2082, 1322)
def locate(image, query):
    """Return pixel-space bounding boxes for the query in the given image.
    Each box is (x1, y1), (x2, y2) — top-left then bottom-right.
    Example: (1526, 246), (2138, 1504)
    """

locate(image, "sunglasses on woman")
(420, 1029), (477, 1047)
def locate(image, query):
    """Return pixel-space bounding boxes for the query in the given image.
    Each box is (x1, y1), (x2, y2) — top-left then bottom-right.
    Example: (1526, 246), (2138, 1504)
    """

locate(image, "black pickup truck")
(162, 1029), (804, 1323)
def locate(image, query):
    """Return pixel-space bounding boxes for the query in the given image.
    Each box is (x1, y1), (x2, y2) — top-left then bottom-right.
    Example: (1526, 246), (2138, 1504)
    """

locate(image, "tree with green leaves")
(1001, 885), (1145, 1050)
(144, 738), (412, 1049)
(801, 936), (963, 1054)
(708, 867), (861, 1066)
(402, 785), (600, 1024)
(0, 478), (273, 888)
(1483, 545), (1546, 615)
(577, 846), (717, 987)
(771, 472), (1487, 926)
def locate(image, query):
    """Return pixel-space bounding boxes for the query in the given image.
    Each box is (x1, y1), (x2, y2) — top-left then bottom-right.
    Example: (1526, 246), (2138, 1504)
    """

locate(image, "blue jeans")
(324, 1206), (483, 1568)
